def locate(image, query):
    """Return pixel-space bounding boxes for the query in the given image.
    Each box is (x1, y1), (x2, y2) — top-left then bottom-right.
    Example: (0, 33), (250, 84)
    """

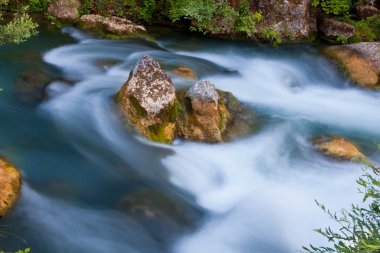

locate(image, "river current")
(0, 27), (379, 253)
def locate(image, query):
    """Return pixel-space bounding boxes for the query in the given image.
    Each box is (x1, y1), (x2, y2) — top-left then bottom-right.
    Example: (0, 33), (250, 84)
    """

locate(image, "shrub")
(26, 0), (50, 12)
(303, 156), (380, 253)
(235, 0), (263, 37)
(259, 28), (282, 47)
(312, 0), (352, 17)
(0, 3), (38, 45)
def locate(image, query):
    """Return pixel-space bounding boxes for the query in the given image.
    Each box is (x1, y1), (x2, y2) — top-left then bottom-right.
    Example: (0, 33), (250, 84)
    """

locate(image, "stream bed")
(0, 27), (379, 253)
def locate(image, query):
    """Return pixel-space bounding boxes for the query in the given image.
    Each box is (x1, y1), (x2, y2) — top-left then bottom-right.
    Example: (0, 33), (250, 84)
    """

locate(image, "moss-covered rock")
(176, 81), (254, 143)
(323, 42), (380, 90)
(0, 157), (21, 218)
(117, 55), (177, 144)
(177, 80), (224, 143)
(313, 136), (366, 162)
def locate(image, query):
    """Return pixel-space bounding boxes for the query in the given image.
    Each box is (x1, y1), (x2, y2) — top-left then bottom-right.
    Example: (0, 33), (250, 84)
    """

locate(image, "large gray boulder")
(117, 55), (177, 143)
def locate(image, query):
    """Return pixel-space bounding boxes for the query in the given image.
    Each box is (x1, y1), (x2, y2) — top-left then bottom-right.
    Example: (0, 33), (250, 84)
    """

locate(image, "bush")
(0, 2), (38, 45)
(26, 0), (50, 12)
(235, 0), (263, 37)
(312, 0), (352, 17)
(303, 156), (380, 253)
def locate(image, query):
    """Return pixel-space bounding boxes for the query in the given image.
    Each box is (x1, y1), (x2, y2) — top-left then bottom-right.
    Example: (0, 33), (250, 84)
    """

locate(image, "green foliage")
(167, 0), (269, 40)
(0, 13), (38, 45)
(26, 0), (50, 12)
(259, 28), (282, 47)
(168, 0), (217, 30)
(125, 0), (157, 23)
(351, 15), (380, 42)
(336, 34), (348, 44)
(15, 248), (31, 253)
(303, 160), (380, 253)
(235, 0), (263, 37)
(312, 0), (352, 17)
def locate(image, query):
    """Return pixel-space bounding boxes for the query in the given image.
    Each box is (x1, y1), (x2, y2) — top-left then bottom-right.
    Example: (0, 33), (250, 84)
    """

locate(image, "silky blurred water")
(0, 26), (379, 253)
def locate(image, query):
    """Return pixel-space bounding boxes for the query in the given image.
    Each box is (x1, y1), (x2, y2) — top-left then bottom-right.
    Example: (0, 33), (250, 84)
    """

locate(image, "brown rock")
(78, 15), (146, 37)
(172, 66), (197, 80)
(117, 55), (177, 144)
(182, 80), (223, 143)
(102, 16), (146, 35)
(319, 18), (355, 42)
(356, 5), (380, 19)
(0, 158), (21, 218)
(176, 81), (253, 143)
(323, 42), (380, 89)
(313, 136), (366, 161)
(47, 0), (81, 24)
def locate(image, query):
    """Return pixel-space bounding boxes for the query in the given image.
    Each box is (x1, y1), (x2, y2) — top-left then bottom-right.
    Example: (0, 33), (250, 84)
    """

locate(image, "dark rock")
(15, 68), (53, 105)
(116, 188), (199, 243)
(356, 5), (380, 20)
(319, 18), (355, 42)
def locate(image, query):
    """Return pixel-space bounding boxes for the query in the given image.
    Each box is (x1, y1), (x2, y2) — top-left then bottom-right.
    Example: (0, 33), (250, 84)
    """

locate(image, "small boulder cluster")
(117, 56), (253, 144)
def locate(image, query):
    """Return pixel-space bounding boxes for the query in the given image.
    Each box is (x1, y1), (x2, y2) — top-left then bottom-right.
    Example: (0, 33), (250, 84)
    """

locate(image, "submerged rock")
(15, 67), (53, 105)
(47, 0), (81, 24)
(319, 18), (355, 42)
(0, 158), (21, 218)
(323, 42), (380, 89)
(172, 66), (197, 80)
(116, 188), (199, 242)
(117, 55), (177, 143)
(78, 15), (146, 38)
(313, 136), (366, 161)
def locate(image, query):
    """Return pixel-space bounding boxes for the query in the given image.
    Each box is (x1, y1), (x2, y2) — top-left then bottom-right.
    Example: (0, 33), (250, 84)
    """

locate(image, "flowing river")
(0, 26), (379, 253)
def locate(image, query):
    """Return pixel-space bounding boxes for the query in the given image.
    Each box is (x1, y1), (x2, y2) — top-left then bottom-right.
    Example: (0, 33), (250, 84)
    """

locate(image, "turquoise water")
(0, 27), (379, 253)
